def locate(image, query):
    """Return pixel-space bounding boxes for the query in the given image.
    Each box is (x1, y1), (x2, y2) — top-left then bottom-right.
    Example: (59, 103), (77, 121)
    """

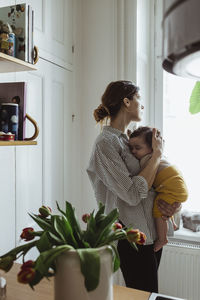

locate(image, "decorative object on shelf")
(0, 131), (15, 141)
(0, 21), (15, 57)
(0, 113), (39, 142)
(24, 113), (39, 141)
(0, 82), (26, 140)
(0, 3), (35, 63)
(0, 202), (146, 300)
(0, 103), (19, 140)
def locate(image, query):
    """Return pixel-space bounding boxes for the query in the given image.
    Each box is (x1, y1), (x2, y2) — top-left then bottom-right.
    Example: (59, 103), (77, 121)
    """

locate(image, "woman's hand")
(152, 128), (163, 159)
(157, 199), (182, 220)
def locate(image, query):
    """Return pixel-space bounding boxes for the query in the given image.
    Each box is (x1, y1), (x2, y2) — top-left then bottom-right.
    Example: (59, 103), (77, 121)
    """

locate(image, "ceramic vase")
(54, 246), (113, 300)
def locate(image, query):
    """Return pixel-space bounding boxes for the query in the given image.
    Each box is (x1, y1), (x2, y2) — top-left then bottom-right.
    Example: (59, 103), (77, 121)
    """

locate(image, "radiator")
(158, 242), (200, 300)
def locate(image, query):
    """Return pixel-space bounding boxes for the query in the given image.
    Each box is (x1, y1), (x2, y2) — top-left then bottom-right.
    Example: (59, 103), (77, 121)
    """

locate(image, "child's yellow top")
(153, 165), (188, 218)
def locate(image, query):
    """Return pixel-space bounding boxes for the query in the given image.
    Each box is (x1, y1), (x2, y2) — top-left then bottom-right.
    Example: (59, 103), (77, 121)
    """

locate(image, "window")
(163, 71), (199, 212)
(153, 0), (200, 242)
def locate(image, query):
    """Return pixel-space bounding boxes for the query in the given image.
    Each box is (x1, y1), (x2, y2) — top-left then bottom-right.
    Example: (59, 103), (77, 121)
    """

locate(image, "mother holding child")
(87, 80), (183, 293)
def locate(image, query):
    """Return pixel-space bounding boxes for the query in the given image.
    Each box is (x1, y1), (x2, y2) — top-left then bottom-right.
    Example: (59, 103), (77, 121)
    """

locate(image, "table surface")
(2, 263), (150, 300)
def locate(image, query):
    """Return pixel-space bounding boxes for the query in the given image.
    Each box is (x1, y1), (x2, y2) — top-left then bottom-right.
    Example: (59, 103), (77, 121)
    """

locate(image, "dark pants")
(117, 239), (162, 293)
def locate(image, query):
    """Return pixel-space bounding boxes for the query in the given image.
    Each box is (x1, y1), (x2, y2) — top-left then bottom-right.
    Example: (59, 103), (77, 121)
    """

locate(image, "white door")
(15, 59), (74, 242)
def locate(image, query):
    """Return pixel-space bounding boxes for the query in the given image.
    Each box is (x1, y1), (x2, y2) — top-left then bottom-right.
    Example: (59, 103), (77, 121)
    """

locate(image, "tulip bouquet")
(0, 201), (146, 292)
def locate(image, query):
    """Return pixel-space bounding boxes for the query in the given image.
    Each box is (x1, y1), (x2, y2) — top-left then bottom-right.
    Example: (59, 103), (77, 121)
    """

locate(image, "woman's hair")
(94, 80), (139, 123)
(129, 126), (161, 149)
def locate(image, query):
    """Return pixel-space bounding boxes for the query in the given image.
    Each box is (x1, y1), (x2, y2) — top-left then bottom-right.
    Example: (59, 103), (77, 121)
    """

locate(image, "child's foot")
(172, 223), (178, 230)
(171, 219), (178, 230)
(171, 216), (179, 230)
(154, 239), (168, 252)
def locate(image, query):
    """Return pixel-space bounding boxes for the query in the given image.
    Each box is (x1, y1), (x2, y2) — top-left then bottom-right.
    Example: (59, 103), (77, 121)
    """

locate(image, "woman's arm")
(87, 138), (149, 207)
(157, 199), (182, 220)
(138, 128), (163, 189)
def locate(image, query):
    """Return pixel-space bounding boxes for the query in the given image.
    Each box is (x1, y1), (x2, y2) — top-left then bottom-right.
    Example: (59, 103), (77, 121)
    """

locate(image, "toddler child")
(128, 126), (188, 252)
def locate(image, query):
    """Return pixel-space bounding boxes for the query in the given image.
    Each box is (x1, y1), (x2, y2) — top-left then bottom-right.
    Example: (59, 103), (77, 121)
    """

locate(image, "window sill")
(169, 226), (200, 245)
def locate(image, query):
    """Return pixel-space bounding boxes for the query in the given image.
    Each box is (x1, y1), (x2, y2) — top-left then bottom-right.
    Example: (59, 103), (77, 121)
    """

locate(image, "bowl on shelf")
(0, 131), (15, 141)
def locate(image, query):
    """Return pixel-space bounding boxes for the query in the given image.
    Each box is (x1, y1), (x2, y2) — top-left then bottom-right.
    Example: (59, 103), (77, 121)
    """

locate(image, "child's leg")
(171, 216), (178, 230)
(154, 217), (168, 252)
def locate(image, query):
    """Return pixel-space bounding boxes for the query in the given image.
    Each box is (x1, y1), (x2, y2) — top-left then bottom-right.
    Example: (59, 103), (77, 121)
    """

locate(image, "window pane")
(163, 71), (199, 211)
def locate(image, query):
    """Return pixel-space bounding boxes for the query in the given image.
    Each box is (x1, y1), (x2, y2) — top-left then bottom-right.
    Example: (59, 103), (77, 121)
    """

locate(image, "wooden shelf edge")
(0, 140), (37, 146)
(0, 52), (37, 72)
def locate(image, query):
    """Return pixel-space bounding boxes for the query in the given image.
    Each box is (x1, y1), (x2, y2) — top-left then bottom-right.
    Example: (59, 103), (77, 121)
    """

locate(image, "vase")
(54, 246), (113, 300)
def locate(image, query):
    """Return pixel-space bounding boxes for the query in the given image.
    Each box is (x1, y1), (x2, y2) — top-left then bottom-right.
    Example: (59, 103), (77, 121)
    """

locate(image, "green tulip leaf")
(65, 202), (83, 241)
(52, 216), (68, 243)
(0, 240), (37, 260)
(29, 214), (52, 231)
(93, 209), (119, 247)
(77, 248), (100, 292)
(47, 231), (63, 244)
(36, 232), (52, 253)
(95, 203), (105, 223)
(35, 245), (73, 276)
(56, 201), (67, 217)
(107, 244), (120, 272)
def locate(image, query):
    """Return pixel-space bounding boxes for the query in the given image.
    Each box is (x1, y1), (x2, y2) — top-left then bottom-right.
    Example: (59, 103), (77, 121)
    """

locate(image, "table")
(2, 263), (150, 300)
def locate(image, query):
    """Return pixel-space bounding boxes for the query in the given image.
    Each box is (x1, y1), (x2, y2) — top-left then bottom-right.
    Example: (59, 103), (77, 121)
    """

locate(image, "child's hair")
(129, 126), (161, 149)
(93, 80), (139, 124)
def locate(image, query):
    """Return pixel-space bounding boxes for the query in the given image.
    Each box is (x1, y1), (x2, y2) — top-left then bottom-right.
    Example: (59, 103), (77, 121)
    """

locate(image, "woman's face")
(128, 93), (144, 122)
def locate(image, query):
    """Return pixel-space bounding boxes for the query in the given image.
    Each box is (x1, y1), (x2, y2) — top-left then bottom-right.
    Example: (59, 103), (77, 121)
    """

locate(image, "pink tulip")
(113, 222), (122, 230)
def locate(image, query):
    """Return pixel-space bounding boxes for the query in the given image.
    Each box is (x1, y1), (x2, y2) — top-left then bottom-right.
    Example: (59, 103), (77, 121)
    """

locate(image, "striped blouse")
(87, 126), (157, 245)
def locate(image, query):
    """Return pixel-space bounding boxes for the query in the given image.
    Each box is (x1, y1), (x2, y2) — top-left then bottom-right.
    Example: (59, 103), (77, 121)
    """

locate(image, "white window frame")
(150, 0), (164, 131)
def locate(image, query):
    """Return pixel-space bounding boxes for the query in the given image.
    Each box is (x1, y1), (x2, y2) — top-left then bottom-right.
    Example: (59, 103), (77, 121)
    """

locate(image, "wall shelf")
(0, 52), (37, 73)
(0, 140), (37, 146)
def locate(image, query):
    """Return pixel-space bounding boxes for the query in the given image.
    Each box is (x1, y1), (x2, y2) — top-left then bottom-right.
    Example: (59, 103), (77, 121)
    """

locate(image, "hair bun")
(93, 104), (110, 122)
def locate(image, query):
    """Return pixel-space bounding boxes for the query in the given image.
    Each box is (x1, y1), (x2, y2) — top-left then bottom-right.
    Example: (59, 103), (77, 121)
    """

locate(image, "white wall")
(78, 0), (117, 215)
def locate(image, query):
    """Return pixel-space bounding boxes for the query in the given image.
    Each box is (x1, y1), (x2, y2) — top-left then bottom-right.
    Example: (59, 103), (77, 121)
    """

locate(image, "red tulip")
(113, 222), (122, 230)
(39, 205), (52, 217)
(17, 260), (36, 284)
(21, 260), (35, 270)
(136, 231), (146, 245)
(20, 227), (34, 241)
(126, 229), (140, 243)
(18, 267), (35, 284)
(82, 213), (90, 223)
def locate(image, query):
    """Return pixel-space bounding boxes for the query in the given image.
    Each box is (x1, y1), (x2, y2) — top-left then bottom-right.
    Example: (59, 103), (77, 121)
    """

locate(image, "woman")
(87, 80), (180, 293)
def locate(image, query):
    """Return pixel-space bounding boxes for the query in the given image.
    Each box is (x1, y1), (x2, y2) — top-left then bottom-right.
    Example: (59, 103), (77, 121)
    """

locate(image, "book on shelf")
(0, 3), (34, 63)
(28, 5), (34, 64)
(31, 9), (34, 64)
(0, 82), (27, 140)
